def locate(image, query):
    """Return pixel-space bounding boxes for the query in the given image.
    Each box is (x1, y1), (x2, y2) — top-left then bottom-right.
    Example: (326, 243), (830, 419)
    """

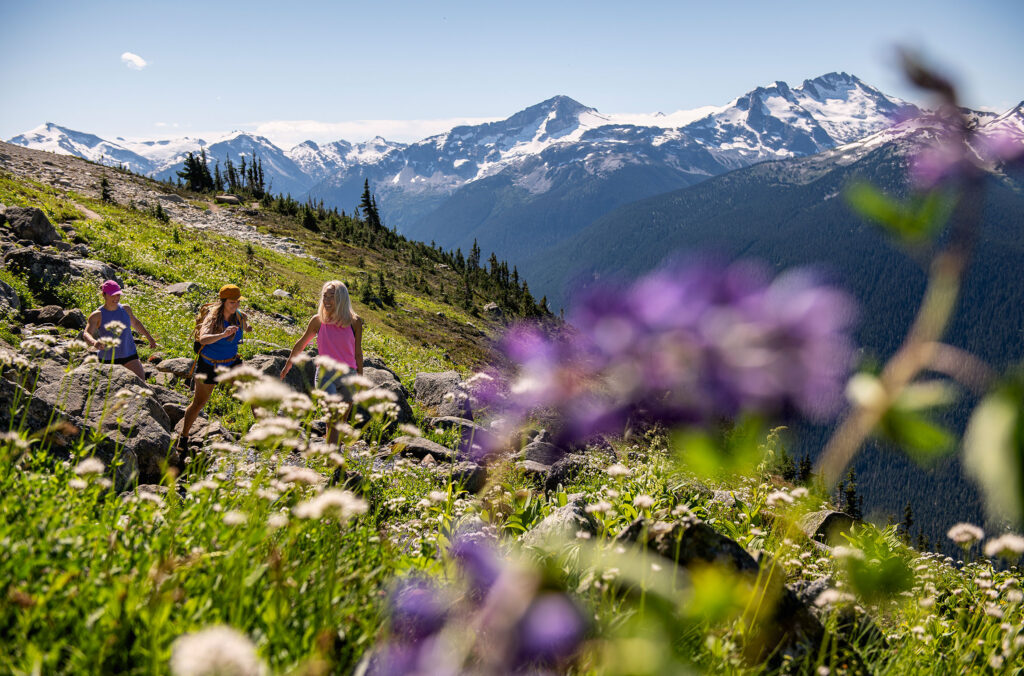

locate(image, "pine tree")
(901, 501), (915, 542)
(797, 454), (813, 484)
(99, 176), (113, 202)
(843, 468), (862, 520)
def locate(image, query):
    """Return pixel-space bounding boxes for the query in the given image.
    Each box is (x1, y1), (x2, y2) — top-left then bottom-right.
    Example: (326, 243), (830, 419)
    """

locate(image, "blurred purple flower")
(499, 260), (857, 445)
(514, 593), (587, 666)
(907, 108), (1024, 190)
(389, 578), (448, 643)
(450, 537), (502, 598)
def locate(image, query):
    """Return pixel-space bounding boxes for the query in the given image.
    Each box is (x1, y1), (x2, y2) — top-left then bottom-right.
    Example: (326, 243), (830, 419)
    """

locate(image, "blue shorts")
(317, 367), (353, 402)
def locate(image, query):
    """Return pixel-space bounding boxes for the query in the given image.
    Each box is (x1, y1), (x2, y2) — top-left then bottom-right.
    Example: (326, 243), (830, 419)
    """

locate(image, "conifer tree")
(902, 501), (915, 542)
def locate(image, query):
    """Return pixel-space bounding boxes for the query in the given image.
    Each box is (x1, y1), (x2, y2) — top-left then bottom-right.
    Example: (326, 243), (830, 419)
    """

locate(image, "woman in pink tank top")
(282, 281), (363, 443)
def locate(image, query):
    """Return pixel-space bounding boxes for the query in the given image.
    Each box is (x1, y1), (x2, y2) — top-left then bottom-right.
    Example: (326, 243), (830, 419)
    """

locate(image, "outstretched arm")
(125, 305), (157, 349)
(81, 311), (102, 350)
(353, 317), (364, 376)
(281, 316), (320, 378)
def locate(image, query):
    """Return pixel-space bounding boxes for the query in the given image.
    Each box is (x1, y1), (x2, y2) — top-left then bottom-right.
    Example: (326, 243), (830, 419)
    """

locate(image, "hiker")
(281, 280), (363, 443)
(179, 284), (251, 447)
(82, 280), (156, 381)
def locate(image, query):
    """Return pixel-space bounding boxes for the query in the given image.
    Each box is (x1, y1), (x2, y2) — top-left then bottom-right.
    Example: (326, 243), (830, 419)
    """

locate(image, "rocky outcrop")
(798, 510), (859, 545)
(4, 247), (74, 289)
(414, 371), (472, 419)
(521, 497), (598, 547)
(363, 365), (413, 424)
(165, 282), (199, 296)
(0, 279), (20, 317)
(2, 206), (60, 245)
(544, 454), (592, 492)
(387, 435), (456, 463)
(522, 440), (563, 466)
(425, 416), (495, 453)
(214, 194), (241, 205)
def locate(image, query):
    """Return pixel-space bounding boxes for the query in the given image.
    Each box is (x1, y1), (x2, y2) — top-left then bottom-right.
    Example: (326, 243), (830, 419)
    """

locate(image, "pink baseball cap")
(100, 280), (122, 296)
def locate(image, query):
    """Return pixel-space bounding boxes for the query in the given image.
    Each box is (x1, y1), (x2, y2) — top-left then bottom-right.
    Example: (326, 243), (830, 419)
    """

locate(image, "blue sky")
(1, 0), (1021, 146)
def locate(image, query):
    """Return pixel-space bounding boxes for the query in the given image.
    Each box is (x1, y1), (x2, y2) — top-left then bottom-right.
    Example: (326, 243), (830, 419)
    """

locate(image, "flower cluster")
(498, 260), (856, 445)
(367, 537), (586, 674)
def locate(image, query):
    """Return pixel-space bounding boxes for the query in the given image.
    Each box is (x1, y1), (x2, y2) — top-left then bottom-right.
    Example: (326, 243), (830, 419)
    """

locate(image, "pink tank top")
(317, 321), (357, 369)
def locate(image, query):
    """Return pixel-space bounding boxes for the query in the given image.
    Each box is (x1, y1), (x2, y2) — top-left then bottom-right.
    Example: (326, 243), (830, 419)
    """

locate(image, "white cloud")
(121, 52), (148, 70)
(250, 116), (502, 147)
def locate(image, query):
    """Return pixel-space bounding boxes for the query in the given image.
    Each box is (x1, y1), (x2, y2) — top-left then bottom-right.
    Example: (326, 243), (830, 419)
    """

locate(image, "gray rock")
(388, 435), (456, 463)
(616, 518), (760, 575)
(425, 416), (495, 452)
(165, 282), (199, 295)
(69, 258), (119, 282)
(247, 353), (313, 392)
(58, 308), (87, 330)
(214, 194), (241, 205)
(272, 288), (292, 299)
(413, 370), (462, 406)
(516, 460), (551, 481)
(798, 510), (859, 545)
(54, 241), (73, 252)
(35, 305), (65, 325)
(435, 395), (472, 419)
(0, 279), (19, 316)
(72, 244), (90, 257)
(4, 247), (73, 289)
(173, 417), (234, 445)
(545, 454), (592, 492)
(482, 302), (503, 316)
(157, 194), (186, 204)
(521, 498), (598, 547)
(430, 461), (488, 493)
(2, 207), (60, 245)
(34, 363), (173, 482)
(363, 365), (413, 424)
(522, 440), (564, 466)
(162, 403), (186, 428)
(155, 357), (196, 379)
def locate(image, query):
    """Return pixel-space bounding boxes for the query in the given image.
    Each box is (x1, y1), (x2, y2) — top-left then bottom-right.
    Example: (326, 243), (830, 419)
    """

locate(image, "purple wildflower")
(449, 537), (502, 598)
(514, 593), (587, 666)
(499, 260), (856, 445)
(389, 578), (448, 643)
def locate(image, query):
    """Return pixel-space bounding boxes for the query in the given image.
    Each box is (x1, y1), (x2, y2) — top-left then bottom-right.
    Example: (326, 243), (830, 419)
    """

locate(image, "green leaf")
(964, 380), (1024, 526)
(879, 406), (955, 464)
(846, 182), (952, 245)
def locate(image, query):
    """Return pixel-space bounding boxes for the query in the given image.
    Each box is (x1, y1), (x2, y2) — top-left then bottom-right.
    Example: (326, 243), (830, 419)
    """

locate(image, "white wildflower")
(69, 478), (88, 490)
(222, 510), (248, 526)
(766, 490), (794, 507)
(234, 378), (294, 407)
(634, 495), (655, 509)
(266, 512), (288, 530)
(791, 487), (809, 499)
(276, 466), (322, 485)
(342, 374), (374, 390)
(353, 388), (398, 405)
(102, 320), (127, 337)
(585, 500), (612, 515)
(215, 364), (263, 384)
(170, 625), (267, 676)
(832, 546), (865, 561)
(606, 463), (631, 478)
(291, 352), (312, 366)
(428, 491), (446, 504)
(314, 354), (350, 374)
(814, 589), (855, 606)
(74, 457), (105, 475)
(398, 423), (422, 437)
(947, 523), (985, 545)
(292, 489), (367, 521)
(188, 480), (219, 493)
(984, 533), (1024, 558)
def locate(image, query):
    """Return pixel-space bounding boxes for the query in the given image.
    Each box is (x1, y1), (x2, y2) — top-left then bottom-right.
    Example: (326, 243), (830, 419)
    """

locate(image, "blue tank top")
(200, 313), (243, 364)
(96, 304), (137, 361)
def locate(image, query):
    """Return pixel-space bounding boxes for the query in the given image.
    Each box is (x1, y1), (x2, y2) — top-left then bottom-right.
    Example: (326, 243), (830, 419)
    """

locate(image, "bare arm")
(281, 316), (320, 378)
(81, 312), (102, 350)
(198, 325), (237, 345)
(124, 305), (156, 348)
(238, 310), (252, 333)
(353, 317), (364, 375)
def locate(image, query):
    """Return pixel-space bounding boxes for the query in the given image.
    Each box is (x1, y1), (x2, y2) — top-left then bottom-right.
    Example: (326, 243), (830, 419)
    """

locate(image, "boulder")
(388, 435), (456, 463)
(33, 363), (174, 482)
(247, 353), (310, 392)
(425, 416), (495, 452)
(157, 194), (186, 204)
(798, 510), (859, 546)
(165, 282), (199, 296)
(0, 279), (19, 317)
(521, 497), (598, 547)
(162, 403), (186, 428)
(69, 258), (119, 282)
(616, 518), (760, 575)
(430, 461), (487, 494)
(482, 302), (502, 316)
(544, 454), (592, 492)
(413, 371), (463, 407)
(4, 247), (73, 289)
(2, 207), (60, 245)
(173, 417), (235, 445)
(516, 460), (551, 482)
(35, 305), (66, 325)
(363, 365), (413, 424)
(522, 440), (564, 466)
(214, 194), (241, 205)
(155, 357), (196, 379)
(272, 289), (292, 299)
(58, 308), (87, 330)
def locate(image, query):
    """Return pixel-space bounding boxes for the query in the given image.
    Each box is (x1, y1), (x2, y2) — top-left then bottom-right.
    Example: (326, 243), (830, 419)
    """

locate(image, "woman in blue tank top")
(82, 279), (157, 381)
(179, 284), (250, 449)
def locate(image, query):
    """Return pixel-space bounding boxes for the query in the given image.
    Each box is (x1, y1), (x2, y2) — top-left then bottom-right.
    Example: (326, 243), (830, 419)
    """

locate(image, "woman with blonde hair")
(179, 284), (251, 449)
(281, 280), (363, 442)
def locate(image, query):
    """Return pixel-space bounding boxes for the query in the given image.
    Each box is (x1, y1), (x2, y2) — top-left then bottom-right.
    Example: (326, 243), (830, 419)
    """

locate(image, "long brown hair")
(193, 298), (232, 341)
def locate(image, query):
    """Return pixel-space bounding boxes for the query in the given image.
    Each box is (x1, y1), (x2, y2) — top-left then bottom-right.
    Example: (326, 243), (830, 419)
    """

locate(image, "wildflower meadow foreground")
(2, 57), (1024, 676)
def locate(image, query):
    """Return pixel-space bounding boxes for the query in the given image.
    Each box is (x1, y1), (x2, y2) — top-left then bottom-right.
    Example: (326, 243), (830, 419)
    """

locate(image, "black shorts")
(108, 354), (140, 366)
(194, 357), (242, 385)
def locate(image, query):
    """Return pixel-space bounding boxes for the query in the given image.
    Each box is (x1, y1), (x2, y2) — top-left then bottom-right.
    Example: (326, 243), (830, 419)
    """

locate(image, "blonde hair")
(318, 280), (357, 326)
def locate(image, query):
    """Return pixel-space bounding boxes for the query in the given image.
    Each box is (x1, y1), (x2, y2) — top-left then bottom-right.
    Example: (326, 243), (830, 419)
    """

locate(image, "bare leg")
(124, 359), (146, 382)
(181, 381), (215, 439)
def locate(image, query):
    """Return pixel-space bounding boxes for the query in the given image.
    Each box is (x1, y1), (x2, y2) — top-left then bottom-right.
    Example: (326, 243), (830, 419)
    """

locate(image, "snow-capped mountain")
(8, 123), (158, 174)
